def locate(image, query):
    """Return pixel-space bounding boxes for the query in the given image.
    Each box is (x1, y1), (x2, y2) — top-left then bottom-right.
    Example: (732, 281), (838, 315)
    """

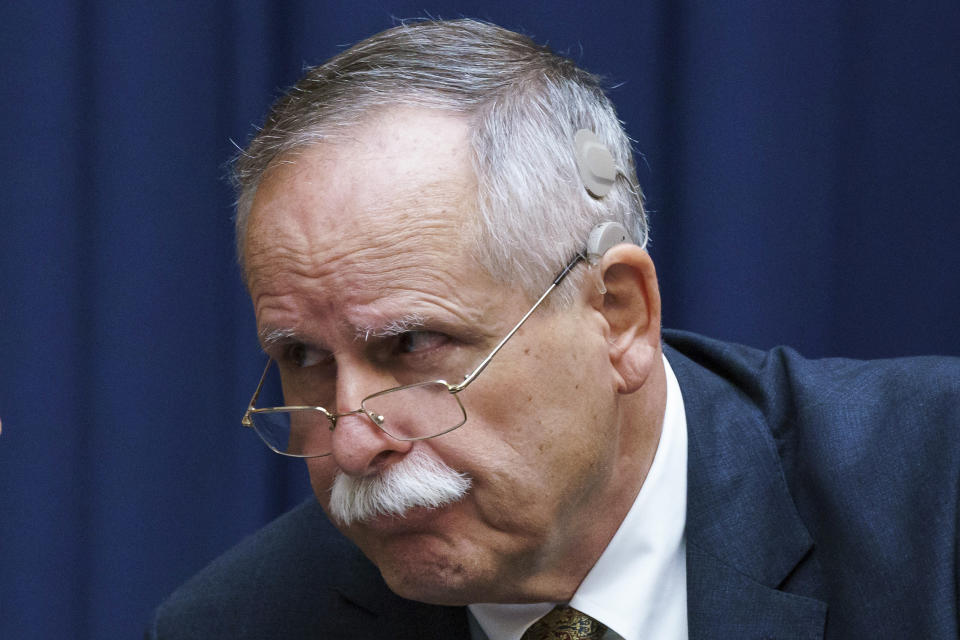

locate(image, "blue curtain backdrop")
(1, 1), (957, 637)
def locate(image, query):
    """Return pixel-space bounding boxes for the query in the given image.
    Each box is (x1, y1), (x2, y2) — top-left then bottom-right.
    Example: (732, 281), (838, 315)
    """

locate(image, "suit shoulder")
(147, 499), (367, 639)
(665, 329), (960, 500)
(663, 328), (960, 431)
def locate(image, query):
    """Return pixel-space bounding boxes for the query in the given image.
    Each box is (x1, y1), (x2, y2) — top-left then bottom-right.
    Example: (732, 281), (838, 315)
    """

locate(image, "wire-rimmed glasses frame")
(241, 251), (587, 458)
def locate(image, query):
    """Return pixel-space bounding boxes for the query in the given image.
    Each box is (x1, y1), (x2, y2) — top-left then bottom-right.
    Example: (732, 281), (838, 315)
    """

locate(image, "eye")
(397, 331), (449, 355)
(285, 343), (333, 368)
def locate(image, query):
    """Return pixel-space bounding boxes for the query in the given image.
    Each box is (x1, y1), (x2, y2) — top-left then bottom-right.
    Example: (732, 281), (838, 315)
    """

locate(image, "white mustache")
(329, 449), (472, 526)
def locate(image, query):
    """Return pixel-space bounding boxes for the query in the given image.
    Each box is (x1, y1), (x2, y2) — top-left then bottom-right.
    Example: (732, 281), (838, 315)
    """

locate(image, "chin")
(322, 496), (522, 604)
(377, 549), (484, 606)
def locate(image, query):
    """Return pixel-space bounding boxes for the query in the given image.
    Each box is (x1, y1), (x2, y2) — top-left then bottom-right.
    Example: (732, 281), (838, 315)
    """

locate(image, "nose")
(328, 360), (412, 476)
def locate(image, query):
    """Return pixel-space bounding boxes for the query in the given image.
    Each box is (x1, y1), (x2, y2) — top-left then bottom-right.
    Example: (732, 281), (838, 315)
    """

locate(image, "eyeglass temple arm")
(241, 360), (273, 427)
(452, 253), (585, 392)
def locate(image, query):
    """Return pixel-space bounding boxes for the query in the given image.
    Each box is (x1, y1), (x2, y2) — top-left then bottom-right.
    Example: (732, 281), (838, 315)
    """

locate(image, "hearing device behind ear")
(586, 221), (631, 262)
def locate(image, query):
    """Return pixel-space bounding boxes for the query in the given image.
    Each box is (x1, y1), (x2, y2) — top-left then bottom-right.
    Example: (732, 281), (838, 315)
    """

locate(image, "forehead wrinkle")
(253, 170), (474, 268)
(246, 214), (459, 308)
(249, 216), (493, 351)
(299, 211), (478, 295)
(245, 242), (318, 287)
(337, 187), (476, 270)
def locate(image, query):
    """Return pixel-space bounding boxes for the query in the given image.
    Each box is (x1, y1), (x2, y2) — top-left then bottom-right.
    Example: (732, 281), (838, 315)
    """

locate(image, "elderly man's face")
(243, 109), (637, 604)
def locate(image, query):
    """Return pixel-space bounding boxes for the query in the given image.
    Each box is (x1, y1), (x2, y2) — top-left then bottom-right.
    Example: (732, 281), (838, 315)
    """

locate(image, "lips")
(354, 501), (459, 534)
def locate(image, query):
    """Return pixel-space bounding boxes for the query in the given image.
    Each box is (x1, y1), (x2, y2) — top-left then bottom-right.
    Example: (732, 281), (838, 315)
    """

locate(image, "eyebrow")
(354, 313), (426, 342)
(258, 327), (304, 350)
(257, 313), (427, 351)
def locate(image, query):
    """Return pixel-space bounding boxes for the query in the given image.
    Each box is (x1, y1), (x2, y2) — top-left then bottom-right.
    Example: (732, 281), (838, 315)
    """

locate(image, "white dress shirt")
(468, 354), (688, 640)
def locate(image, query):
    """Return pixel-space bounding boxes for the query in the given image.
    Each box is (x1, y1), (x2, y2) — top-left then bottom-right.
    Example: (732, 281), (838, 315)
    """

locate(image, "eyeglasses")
(241, 251), (587, 458)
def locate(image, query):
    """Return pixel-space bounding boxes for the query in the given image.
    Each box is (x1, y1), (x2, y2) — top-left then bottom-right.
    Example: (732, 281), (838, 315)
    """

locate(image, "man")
(149, 19), (959, 639)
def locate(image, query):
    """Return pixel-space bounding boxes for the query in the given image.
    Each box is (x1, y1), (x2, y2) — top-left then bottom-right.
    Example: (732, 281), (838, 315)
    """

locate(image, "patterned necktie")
(521, 605), (607, 640)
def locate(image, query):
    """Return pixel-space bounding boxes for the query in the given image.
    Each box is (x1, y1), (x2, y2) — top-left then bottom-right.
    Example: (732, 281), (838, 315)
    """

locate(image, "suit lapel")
(685, 543), (826, 639)
(665, 341), (828, 639)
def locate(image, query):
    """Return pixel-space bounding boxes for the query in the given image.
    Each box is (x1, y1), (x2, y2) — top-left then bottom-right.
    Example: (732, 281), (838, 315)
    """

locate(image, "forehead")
(243, 109), (495, 335)
(246, 109), (475, 254)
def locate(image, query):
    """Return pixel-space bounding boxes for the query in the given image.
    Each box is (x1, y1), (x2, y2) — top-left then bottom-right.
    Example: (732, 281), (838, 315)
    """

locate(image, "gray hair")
(233, 19), (647, 304)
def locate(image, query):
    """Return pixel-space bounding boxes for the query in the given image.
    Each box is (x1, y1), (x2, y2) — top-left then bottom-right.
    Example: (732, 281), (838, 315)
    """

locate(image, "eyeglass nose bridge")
(327, 407), (385, 430)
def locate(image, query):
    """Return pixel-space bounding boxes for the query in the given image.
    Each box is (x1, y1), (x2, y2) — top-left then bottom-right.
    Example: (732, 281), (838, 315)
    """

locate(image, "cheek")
(440, 387), (608, 507)
(460, 340), (611, 451)
(446, 336), (615, 506)
(305, 458), (338, 506)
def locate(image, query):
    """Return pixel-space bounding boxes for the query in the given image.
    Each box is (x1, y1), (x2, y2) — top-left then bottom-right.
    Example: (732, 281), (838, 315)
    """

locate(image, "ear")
(593, 245), (662, 394)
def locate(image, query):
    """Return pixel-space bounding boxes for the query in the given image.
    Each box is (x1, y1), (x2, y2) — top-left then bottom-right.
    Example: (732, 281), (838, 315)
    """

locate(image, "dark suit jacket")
(148, 330), (960, 639)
